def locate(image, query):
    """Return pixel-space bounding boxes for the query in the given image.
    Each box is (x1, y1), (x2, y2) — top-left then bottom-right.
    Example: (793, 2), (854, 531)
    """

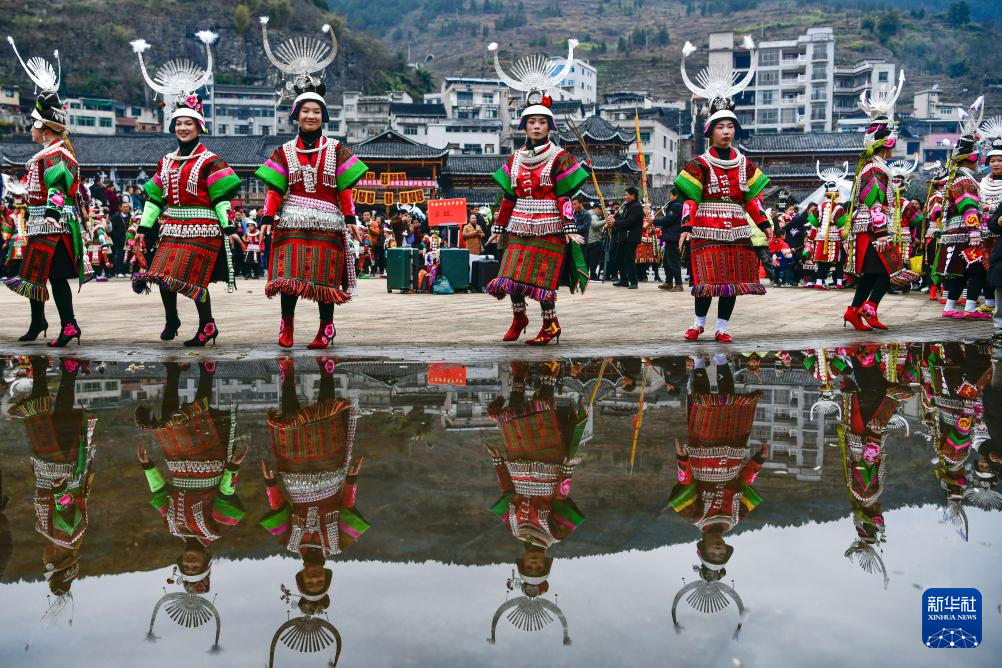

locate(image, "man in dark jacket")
(655, 189), (684, 291)
(89, 174), (108, 207)
(784, 203), (814, 286)
(605, 186), (644, 289)
(109, 200), (131, 277)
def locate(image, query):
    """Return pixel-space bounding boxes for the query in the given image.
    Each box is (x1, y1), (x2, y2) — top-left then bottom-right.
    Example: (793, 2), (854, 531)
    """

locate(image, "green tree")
(233, 4), (252, 34)
(947, 1), (971, 26)
(617, 36), (628, 52)
(657, 26), (670, 47)
(876, 11), (898, 38)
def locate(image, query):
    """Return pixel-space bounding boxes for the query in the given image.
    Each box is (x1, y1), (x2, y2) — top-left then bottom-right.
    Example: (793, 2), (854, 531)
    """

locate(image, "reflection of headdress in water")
(146, 566), (221, 653)
(488, 570), (570, 646)
(25, 558), (78, 651)
(269, 584), (342, 668)
(671, 561), (745, 640)
(844, 537), (889, 589)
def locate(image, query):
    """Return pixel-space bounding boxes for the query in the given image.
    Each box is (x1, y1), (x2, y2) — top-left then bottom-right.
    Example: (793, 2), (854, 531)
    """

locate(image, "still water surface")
(0, 344), (998, 667)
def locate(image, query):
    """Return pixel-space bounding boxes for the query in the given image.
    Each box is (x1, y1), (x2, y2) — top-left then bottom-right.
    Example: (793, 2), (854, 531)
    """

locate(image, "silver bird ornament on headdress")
(942, 498), (970, 542)
(679, 35), (756, 104)
(957, 95), (986, 139)
(858, 70), (905, 121)
(488, 39), (578, 105)
(129, 31), (216, 101)
(671, 566), (746, 640)
(260, 16), (338, 97)
(7, 37), (61, 94)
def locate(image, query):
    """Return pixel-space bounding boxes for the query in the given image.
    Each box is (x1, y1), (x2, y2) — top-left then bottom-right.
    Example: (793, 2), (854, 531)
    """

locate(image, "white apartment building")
(708, 27), (836, 133)
(0, 85), (27, 135)
(389, 102), (447, 143)
(439, 77), (512, 145)
(599, 93), (685, 186)
(546, 57), (598, 105)
(427, 119), (502, 156)
(207, 84), (291, 136)
(832, 59), (898, 126)
(342, 90), (412, 143)
(64, 97), (117, 135)
(912, 85), (963, 122)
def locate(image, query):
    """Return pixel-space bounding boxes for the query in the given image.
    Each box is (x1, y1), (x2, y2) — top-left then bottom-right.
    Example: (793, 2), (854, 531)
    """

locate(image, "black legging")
(694, 295), (736, 320)
(50, 278), (75, 325)
(946, 267), (986, 302)
(279, 361), (336, 417)
(850, 272), (891, 308)
(280, 293), (334, 321)
(160, 287), (213, 326)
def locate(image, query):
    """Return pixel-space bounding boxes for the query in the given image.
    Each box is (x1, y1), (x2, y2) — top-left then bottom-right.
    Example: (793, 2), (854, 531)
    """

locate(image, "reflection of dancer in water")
(261, 358), (362, 667)
(922, 343), (993, 537)
(0, 464), (9, 582)
(486, 361), (587, 645)
(135, 362), (245, 651)
(8, 356), (96, 646)
(836, 348), (913, 588)
(669, 355), (762, 637)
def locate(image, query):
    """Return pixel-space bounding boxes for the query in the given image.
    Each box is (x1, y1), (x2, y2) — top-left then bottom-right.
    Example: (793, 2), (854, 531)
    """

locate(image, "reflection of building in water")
(734, 367), (836, 481)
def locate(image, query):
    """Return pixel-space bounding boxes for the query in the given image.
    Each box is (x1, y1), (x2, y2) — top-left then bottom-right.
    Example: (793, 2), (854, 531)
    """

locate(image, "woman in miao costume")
(484, 40), (590, 346)
(255, 17), (368, 350)
(4, 39), (92, 347)
(676, 36), (772, 344)
(129, 31), (243, 346)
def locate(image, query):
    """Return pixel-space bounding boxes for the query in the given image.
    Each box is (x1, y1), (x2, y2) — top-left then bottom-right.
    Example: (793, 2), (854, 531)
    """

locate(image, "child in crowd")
(244, 222), (262, 279)
(769, 229), (796, 287)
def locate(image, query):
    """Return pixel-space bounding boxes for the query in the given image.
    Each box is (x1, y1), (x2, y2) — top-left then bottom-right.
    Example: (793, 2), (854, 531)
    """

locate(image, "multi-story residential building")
(426, 119), (502, 156)
(832, 59), (897, 127)
(115, 103), (162, 134)
(389, 102), (447, 143)
(599, 93), (687, 187)
(342, 90), (412, 143)
(546, 57), (598, 105)
(207, 84), (290, 137)
(439, 77), (513, 145)
(707, 28), (897, 135)
(64, 97), (117, 135)
(0, 85), (27, 135)
(912, 85), (963, 122)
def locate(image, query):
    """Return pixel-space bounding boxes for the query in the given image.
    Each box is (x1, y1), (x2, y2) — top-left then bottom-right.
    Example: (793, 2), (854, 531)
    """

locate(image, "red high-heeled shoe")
(714, 331), (734, 343)
(860, 301), (888, 330)
(842, 305), (873, 331)
(307, 321), (336, 349)
(526, 318), (561, 345)
(278, 315), (294, 348)
(502, 311), (529, 342)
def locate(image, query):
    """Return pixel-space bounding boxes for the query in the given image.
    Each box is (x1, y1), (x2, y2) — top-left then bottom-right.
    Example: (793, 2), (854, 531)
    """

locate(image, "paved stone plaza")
(0, 278), (994, 361)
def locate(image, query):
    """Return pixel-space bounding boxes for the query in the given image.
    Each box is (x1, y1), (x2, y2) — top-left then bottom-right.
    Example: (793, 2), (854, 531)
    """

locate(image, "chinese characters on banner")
(427, 198), (468, 227)
(352, 172), (430, 207)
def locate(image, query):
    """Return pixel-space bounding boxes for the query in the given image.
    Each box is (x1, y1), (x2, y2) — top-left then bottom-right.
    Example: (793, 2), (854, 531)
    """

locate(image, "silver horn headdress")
(488, 570), (570, 646)
(980, 115), (1002, 160)
(260, 16), (337, 118)
(269, 584), (342, 667)
(680, 35), (755, 134)
(858, 70), (905, 149)
(889, 155), (919, 183)
(671, 564), (746, 640)
(7, 36), (67, 131)
(487, 39), (578, 129)
(816, 161), (850, 193)
(130, 31), (217, 132)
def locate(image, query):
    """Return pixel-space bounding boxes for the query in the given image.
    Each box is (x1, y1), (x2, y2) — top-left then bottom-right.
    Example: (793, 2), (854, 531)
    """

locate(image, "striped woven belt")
(696, 201), (745, 219)
(165, 205), (217, 221)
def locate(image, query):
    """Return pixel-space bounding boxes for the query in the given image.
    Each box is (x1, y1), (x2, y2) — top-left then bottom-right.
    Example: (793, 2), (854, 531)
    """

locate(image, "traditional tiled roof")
(351, 129), (449, 160)
(739, 132), (865, 154)
(557, 115), (633, 144)
(437, 188), (500, 206)
(389, 103), (447, 117)
(441, 156), (507, 176)
(585, 155), (641, 172)
(0, 130), (450, 169)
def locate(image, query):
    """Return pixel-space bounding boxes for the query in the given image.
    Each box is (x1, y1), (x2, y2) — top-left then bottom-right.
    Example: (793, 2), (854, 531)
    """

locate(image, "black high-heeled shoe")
(18, 319), (49, 342)
(183, 320), (218, 347)
(160, 315), (182, 341)
(47, 320), (82, 348)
